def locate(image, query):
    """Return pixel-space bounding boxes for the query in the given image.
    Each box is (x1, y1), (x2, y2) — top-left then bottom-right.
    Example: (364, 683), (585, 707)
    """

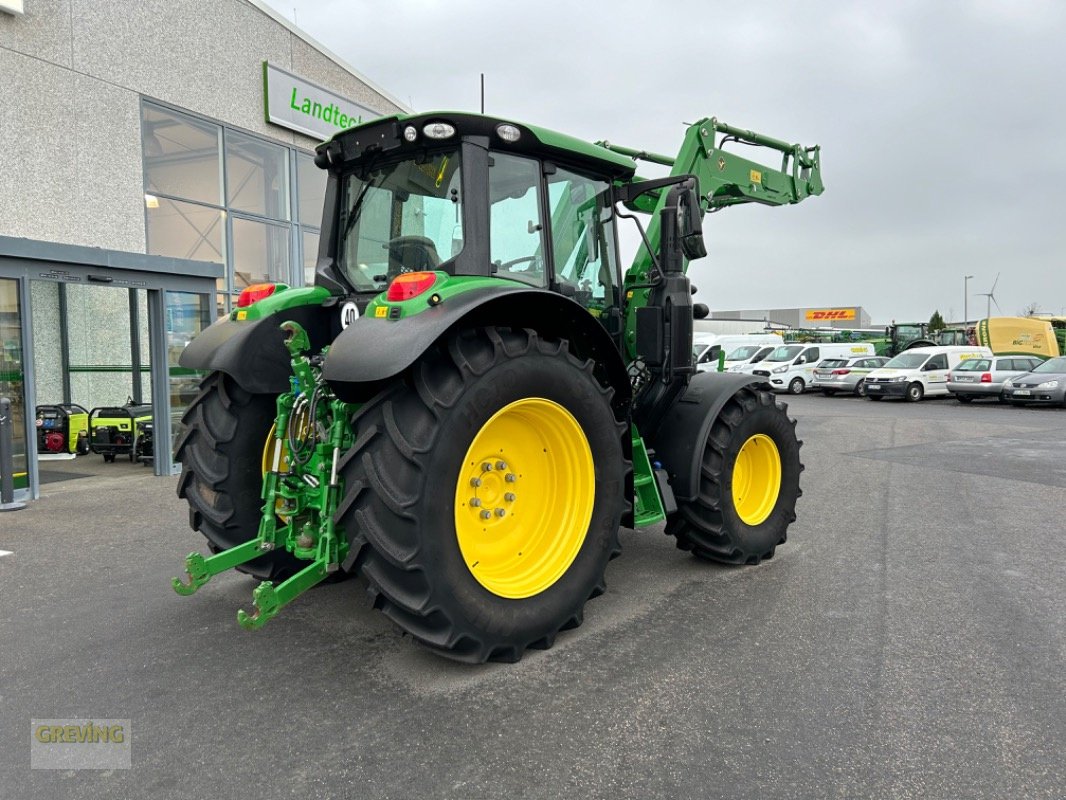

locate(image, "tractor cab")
(314, 112), (645, 328)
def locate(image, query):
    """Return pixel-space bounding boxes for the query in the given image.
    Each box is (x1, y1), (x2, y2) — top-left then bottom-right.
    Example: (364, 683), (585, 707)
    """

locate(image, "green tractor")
(172, 111), (823, 662)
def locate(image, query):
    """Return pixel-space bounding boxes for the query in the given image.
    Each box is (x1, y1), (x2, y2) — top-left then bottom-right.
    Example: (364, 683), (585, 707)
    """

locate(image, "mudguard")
(323, 287), (632, 412)
(179, 304), (339, 395)
(645, 371), (767, 503)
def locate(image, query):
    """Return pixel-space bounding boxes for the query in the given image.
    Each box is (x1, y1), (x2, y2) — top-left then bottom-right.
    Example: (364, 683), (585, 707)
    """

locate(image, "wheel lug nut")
(496, 461), (507, 471)
(505, 473), (517, 483)
(480, 509), (492, 520)
(470, 477), (482, 487)
(481, 462), (493, 472)
(494, 508), (506, 517)
(470, 498), (481, 507)
(505, 492), (516, 502)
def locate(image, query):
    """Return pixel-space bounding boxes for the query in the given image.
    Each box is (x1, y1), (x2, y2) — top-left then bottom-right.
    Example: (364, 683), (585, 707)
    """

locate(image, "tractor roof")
(320, 111), (638, 181)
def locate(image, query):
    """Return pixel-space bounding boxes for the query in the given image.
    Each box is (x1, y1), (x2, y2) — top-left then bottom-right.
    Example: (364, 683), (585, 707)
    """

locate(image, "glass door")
(0, 278), (27, 491)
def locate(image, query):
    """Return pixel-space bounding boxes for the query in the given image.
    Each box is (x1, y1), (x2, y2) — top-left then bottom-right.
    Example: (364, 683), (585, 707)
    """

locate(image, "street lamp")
(964, 275), (974, 324)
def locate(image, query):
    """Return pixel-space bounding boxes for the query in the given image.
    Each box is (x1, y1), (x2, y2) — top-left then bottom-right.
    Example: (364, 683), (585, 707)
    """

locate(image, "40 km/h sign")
(805, 308), (857, 321)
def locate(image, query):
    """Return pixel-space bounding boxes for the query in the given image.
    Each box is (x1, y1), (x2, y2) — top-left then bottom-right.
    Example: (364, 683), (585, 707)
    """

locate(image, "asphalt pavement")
(1, 394), (1063, 799)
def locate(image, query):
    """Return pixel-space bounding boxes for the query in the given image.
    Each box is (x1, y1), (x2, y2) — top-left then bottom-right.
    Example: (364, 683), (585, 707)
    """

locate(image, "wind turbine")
(976, 273), (1001, 318)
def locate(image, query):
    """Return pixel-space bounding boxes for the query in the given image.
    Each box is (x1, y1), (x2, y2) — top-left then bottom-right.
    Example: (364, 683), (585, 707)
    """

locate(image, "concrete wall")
(0, 0), (405, 252)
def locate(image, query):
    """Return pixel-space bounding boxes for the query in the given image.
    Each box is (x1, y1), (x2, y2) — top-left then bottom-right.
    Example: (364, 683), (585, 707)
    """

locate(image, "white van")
(723, 344), (778, 372)
(693, 333), (783, 372)
(863, 345), (993, 401)
(741, 342), (876, 394)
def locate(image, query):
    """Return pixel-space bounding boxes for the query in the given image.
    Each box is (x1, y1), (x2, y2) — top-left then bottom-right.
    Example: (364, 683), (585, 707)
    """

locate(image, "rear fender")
(179, 302), (342, 395)
(645, 371), (767, 503)
(322, 288), (632, 417)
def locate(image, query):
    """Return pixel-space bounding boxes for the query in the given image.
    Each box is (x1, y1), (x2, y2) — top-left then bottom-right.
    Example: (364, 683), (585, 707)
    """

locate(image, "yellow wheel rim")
(454, 398), (595, 599)
(732, 433), (782, 526)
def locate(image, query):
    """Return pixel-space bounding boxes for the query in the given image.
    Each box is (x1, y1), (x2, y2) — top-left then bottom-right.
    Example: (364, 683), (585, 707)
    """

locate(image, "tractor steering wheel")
(494, 255), (539, 273)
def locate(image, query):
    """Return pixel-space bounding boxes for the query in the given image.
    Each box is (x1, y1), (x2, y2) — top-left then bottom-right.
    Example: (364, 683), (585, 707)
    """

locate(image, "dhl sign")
(805, 308), (857, 321)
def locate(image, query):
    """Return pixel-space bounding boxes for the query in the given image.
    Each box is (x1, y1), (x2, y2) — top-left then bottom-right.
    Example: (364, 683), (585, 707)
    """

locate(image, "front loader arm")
(601, 117), (822, 288)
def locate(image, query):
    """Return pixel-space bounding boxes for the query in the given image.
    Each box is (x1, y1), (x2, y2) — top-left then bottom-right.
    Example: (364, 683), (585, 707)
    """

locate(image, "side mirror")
(678, 186), (707, 261)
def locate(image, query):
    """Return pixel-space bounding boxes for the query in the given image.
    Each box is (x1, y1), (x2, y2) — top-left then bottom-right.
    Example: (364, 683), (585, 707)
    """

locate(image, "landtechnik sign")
(263, 62), (379, 140)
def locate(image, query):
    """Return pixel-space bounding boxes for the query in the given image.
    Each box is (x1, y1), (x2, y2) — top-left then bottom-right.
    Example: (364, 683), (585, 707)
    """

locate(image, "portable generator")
(88, 403), (153, 462)
(35, 404), (90, 455)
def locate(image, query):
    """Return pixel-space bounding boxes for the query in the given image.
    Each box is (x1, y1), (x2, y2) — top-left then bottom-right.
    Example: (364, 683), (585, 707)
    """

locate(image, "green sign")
(263, 62), (380, 140)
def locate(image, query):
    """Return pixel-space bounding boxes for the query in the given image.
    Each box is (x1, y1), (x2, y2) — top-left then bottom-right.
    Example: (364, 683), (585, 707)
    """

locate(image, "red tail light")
(831, 369), (851, 375)
(237, 283), (277, 308)
(980, 373), (992, 383)
(387, 271), (437, 301)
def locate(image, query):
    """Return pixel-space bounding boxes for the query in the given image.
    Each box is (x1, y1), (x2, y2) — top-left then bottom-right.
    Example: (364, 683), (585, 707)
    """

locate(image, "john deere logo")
(805, 309), (856, 321)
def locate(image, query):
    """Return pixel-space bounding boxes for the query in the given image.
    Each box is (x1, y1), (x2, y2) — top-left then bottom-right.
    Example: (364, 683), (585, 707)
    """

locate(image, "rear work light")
(980, 373), (992, 383)
(386, 271), (437, 301)
(237, 283), (278, 308)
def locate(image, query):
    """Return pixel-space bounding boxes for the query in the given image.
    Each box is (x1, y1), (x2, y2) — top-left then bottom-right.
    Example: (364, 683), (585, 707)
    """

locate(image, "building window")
(231, 216), (291, 289)
(142, 100), (330, 312)
(145, 197), (225, 263)
(301, 229), (321, 286)
(296, 152), (327, 227)
(225, 129), (290, 220)
(142, 104), (222, 206)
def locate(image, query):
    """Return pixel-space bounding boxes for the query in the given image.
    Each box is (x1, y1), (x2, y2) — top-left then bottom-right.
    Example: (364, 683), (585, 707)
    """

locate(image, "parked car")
(812, 356), (890, 396)
(864, 346), (993, 401)
(946, 356), (1044, 403)
(1001, 356), (1066, 407)
(742, 342), (876, 394)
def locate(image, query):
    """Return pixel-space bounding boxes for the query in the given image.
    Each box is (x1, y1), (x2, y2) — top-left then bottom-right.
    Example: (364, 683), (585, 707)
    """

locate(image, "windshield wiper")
(340, 156), (382, 243)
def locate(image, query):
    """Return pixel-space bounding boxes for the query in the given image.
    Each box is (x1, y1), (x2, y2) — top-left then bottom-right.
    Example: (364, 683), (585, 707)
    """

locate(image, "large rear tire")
(175, 372), (299, 580)
(335, 327), (626, 663)
(666, 387), (802, 565)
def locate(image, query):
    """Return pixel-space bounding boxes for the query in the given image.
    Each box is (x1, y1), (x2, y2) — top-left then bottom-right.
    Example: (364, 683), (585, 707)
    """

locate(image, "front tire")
(175, 372), (298, 580)
(666, 387), (802, 565)
(788, 377), (805, 395)
(335, 327), (626, 663)
(906, 382), (925, 402)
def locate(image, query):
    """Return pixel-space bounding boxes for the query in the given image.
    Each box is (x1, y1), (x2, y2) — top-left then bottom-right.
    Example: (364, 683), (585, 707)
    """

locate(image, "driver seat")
(385, 236), (441, 275)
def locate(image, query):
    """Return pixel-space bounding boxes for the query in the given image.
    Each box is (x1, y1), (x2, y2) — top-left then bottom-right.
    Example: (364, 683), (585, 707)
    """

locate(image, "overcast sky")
(264, 0), (1065, 324)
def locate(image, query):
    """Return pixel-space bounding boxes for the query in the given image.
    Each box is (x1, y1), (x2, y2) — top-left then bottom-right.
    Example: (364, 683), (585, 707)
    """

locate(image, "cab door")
(922, 352), (950, 391)
(544, 165), (623, 343)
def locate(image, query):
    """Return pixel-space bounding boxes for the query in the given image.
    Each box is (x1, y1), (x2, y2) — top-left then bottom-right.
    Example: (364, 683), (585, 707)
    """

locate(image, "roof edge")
(243, 0), (412, 114)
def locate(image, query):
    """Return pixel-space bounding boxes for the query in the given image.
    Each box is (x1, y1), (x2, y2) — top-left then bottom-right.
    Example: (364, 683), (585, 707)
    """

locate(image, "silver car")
(1002, 356), (1066, 406)
(811, 356), (889, 397)
(947, 356), (1043, 403)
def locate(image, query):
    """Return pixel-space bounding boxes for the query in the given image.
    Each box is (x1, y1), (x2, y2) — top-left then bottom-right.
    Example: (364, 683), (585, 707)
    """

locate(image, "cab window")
(489, 153), (546, 287)
(547, 167), (619, 309)
(926, 354), (949, 370)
